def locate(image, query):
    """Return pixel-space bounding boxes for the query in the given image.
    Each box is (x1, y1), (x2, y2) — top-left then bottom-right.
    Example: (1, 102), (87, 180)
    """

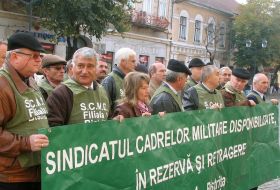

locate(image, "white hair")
(201, 65), (218, 82)
(72, 47), (97, 65)
(115, 48), (136, 66)
(219, 66), (231, 74)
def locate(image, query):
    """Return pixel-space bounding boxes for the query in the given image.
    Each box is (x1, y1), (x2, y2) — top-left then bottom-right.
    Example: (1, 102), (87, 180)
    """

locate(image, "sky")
(235, 0), (247, 4)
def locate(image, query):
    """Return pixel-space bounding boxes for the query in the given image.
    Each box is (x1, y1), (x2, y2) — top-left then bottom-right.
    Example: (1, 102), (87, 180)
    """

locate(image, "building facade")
(0, 1), (67, 58)
(0, 0), (239, 68)
(93, 0), (172, 70)
(171, 0), (238, 67)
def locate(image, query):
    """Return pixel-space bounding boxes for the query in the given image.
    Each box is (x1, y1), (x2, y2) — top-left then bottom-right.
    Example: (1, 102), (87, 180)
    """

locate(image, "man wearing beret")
(38, 54), (66, 100)
(150, 59), (192, 114)
(0, 32), (49, 189)
(183, 65), (224, 110)
(221, 68), (256, 107)
(184, 58), (205, 91)
(47, 47), (110, 126)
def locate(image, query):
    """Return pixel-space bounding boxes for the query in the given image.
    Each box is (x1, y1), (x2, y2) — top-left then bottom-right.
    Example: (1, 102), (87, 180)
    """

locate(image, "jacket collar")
(200, 83), (216, 94)
(113, 66), (125, 79)
(4, 63), (37, 93)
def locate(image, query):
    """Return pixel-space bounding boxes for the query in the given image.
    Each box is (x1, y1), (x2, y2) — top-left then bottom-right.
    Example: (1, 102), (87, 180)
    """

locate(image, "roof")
(188, 0), (240, 15)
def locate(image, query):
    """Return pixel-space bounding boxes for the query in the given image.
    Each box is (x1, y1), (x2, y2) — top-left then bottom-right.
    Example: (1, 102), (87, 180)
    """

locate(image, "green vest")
(194, 84), (224, 109)
(184, 78), (197, 90)
(224, 82), (247, 103)
(0, 70), (49, 168)
(109, 72), (124, 101)
(247, 90), (265, 104)
(64, 79), (109, 124)
(152, 84), (184, 112)
(38, 77), (54, 97)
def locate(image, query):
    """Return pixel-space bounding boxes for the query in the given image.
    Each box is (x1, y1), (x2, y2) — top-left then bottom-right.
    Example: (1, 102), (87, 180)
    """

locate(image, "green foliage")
(232, 0), (280, 69)
(36, 0), (133, 39)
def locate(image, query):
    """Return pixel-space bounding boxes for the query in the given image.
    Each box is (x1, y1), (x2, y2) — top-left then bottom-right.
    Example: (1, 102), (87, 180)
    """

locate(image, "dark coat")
(101, 66), (125, 110)
(150, 92), (182, 114)
(112, 102), (152, 118)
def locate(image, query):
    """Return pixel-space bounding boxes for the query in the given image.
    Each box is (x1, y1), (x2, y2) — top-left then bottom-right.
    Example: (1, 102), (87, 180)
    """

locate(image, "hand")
(142, 112), (151, 117)
(270, 99), (279, 105)
(210, 103), (221, 110)
(113, 114), (124, 122)
(249, 100), (256, 106)
(158, 112), (165, 117)
(29, 134), (49, 151)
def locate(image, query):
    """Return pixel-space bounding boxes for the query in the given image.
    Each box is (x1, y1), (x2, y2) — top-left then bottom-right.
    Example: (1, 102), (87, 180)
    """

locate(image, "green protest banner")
(41, 104), (280, 190)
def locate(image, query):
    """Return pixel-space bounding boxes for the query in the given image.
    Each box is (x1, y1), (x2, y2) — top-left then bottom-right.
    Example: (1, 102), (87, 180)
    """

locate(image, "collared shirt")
(253, 89), (265, 100)
(163, 81), (178, 96)
(201, 82), (215, 93)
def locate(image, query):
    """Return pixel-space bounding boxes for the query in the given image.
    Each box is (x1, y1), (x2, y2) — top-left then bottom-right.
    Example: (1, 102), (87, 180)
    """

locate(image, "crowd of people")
(0, 32), (278, 190)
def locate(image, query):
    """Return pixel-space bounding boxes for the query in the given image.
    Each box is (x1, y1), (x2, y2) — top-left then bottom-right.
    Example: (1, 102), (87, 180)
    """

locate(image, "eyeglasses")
(14, 51), (44, 60)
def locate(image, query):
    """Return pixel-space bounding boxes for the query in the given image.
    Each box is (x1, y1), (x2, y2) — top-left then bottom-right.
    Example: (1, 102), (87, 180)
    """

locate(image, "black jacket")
(150, 84), (182, 114)
(101, 66), (125, 111)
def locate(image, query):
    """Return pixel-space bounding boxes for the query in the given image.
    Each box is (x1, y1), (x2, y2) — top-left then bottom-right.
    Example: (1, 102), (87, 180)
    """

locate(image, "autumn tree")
(232, 0), (280, 81)
(32, 0), (133, 59)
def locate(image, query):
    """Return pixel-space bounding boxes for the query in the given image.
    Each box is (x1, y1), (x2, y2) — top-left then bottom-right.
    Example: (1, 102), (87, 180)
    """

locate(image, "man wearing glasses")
(38, 54), (66, 100)
(0, 32), (49, 190)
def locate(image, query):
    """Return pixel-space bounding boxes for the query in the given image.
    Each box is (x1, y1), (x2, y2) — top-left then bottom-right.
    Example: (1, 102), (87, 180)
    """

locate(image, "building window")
(158, 0), (166, 17)
(143, 0), (152, 14)
(208, 23), (215, 45)
(194, 20), (201, 43)
(219, 23), (226, 48)
(139, 55), (149, 67)
(179, 16), (187, 40)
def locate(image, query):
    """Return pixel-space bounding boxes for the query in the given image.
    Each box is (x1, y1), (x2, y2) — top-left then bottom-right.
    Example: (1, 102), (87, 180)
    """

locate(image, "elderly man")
(221, 68), (256, 107)
(183, 65), (224, 110)
(218, 66), (232, 89)
(0, 32), (49, 190)
(247, 73), (278, 105)
(150, 59), (192, 114)
(47, 47), (110, 126)
(148, 62), (166, 97)
(102, 48), (136, 111)
(184, 58), (205, 90)
(0, 41), (7, 67)
(38, 54), (66, 100)
(96, 58), (108, 83)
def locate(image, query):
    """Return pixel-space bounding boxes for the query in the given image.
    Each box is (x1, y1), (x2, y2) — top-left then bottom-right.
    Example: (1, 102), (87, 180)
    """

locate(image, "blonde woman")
(112, 72), (152, 118)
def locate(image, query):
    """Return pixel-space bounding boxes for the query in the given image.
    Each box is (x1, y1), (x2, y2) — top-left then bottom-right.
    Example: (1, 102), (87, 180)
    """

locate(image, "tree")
(34, 0), (134, 59)
(232, 0), (280, 81)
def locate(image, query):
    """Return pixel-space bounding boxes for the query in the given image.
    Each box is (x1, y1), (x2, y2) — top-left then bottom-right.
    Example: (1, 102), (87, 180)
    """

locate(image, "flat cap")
(232, 68), (250, 80)
(42, 54), (66, 68)
(188, 58), (205, 68)
(8, 32), (45, 52)
(167, 59), (192, 75)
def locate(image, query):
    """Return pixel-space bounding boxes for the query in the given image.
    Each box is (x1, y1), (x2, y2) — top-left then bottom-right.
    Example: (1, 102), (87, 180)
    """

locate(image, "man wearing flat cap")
(0, 32), (49, 189)
(150, 59), (191, 114)
(184, 58), (205, 91)
(221, 68), (256, 107)
(38, 54), (66, 100)
(183, 65), (224, 110)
